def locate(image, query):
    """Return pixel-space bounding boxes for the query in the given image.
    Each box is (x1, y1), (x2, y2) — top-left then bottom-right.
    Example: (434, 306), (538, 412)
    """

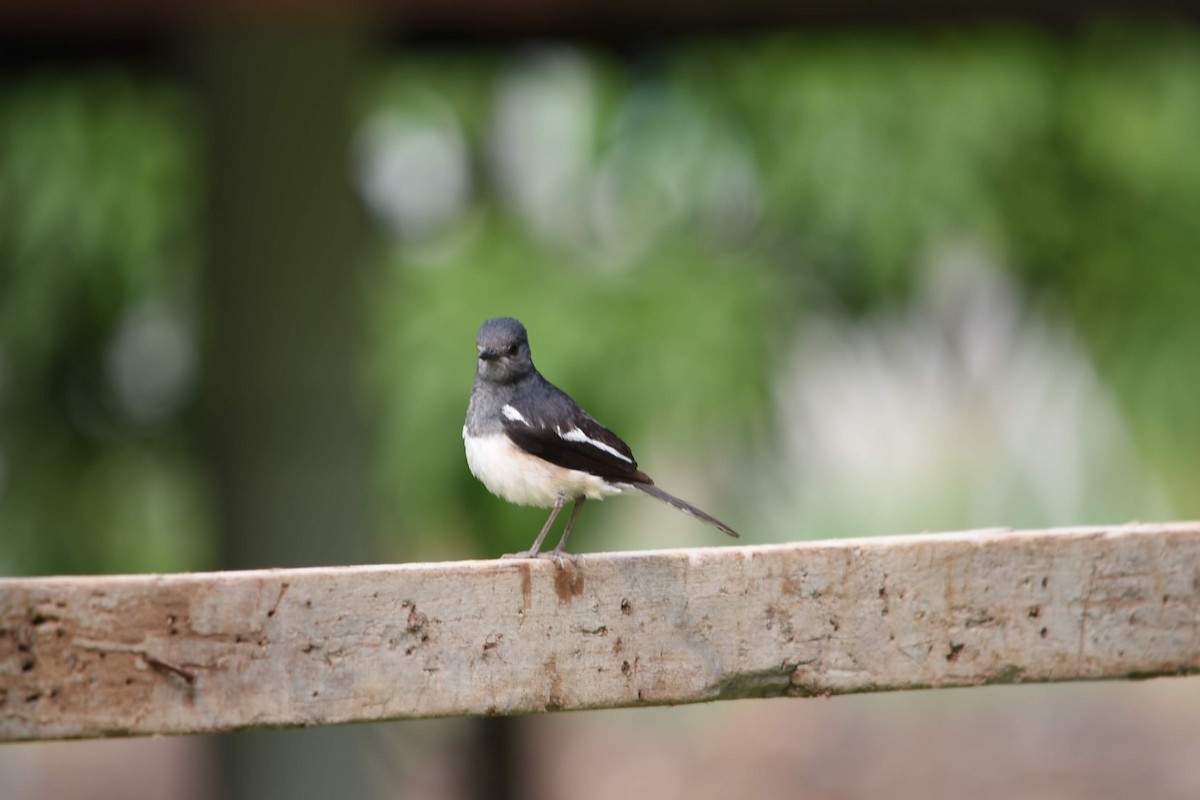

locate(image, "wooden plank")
(2, 522), (1199, 742)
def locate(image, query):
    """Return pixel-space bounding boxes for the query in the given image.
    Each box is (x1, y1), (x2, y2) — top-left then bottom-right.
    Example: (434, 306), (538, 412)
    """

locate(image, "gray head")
(475, 317), (535, 384)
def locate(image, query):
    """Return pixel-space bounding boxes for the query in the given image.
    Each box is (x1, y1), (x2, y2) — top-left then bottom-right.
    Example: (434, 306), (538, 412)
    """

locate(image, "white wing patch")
(501, 404), (530, 425)
(559, 427), (634, 464)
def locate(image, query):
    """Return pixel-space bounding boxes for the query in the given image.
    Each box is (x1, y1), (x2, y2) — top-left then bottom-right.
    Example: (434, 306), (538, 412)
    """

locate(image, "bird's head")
(475, 317), (534, 384)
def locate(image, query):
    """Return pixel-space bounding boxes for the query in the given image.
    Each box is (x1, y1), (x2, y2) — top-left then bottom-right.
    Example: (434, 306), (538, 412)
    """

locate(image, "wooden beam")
(3, 522), (1199, 742)
(3, 1), (1199, 36)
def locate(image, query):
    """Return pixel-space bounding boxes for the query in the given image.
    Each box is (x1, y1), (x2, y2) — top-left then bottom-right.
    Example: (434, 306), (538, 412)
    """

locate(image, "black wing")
(502, 380), (653, 485)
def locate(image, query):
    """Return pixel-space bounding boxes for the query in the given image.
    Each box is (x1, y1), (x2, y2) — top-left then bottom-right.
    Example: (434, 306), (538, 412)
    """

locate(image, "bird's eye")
(507, 344), (519, 356)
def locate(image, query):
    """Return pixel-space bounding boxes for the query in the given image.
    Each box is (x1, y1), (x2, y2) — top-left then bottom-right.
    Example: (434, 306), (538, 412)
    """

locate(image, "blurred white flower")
(490, 49), (764, 268)
(590, 88), (763, 264)
(354, 105), (471, 242)
(491, 47), (595, 246)
(106, 297), (195, 426)
(764, 244), (1172, 538)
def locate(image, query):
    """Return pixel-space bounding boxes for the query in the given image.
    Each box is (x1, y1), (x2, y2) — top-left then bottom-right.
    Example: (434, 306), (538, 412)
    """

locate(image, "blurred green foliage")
(0, 72), (211, 575)
(359, 25), (1200, 556)
(2, 23), (1197, 572)
(1001, 26), (1200, 501)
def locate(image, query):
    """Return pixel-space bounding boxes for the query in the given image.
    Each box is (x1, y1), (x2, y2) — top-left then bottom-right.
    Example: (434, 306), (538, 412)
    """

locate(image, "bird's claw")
(499, 549), (574, 568)
(536, 549), (575, 568)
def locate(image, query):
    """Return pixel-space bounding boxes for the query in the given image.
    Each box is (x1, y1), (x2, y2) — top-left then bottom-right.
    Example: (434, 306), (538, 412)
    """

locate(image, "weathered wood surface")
(2, 522), (1199, 742)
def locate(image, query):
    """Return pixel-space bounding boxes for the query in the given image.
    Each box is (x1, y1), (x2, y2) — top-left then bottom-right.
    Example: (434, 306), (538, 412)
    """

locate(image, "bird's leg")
(540, 498), (585, 565)
(502, 494), (564, 559)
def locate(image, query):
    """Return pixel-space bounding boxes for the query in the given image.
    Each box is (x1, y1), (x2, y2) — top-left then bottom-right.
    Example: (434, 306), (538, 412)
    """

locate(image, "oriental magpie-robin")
(463, 317), (740, 561)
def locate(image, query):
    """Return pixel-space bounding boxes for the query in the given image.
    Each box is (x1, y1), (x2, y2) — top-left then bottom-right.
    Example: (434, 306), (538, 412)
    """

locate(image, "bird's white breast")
(463, 427), (626, 507)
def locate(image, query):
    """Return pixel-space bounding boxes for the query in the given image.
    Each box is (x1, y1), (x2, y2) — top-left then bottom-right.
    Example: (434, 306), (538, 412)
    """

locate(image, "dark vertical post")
(191, 19), (374, 800)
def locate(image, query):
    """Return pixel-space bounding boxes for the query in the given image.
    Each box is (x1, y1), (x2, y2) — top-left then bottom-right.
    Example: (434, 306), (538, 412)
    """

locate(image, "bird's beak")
(477, 347), (500, 362)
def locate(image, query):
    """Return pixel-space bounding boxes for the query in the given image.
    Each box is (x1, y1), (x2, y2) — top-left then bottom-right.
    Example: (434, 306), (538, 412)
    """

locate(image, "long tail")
(633, 483), (740, 538)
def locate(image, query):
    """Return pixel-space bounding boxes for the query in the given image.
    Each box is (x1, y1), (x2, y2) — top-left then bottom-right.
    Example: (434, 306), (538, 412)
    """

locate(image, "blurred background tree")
(1, 9), (1198, 800)
(0, 72), (210, 576)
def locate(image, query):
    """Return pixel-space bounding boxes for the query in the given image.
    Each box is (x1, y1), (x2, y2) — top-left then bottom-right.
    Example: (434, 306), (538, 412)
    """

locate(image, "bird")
(463, 316), (740, 563)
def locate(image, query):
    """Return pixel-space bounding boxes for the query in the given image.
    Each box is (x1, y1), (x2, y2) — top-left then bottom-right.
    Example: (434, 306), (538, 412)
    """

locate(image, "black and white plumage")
(463, 317), (739, 561)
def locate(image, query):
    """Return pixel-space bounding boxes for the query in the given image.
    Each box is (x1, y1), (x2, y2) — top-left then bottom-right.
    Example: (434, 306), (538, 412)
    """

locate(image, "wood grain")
(3, 523), (1199, 741)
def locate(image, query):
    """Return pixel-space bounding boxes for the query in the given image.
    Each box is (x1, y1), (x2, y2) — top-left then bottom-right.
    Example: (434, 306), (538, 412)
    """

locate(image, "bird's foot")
(536, 549), (575, 568)
(500, 549), (575, 567)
